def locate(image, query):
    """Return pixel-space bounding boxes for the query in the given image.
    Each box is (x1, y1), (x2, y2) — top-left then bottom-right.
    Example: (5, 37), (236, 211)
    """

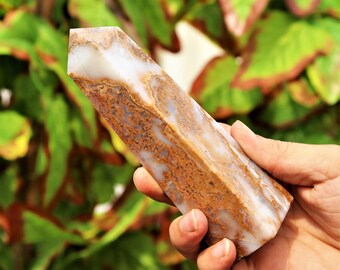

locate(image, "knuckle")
(267, 140), (293, 177)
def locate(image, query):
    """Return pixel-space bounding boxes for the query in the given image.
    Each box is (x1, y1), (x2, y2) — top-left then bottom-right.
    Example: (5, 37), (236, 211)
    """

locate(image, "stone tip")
(66, 26), (159, 104)
(69, 26), (122, 35)
(67, 27), (123, 79)
(68, 26), (123, 51)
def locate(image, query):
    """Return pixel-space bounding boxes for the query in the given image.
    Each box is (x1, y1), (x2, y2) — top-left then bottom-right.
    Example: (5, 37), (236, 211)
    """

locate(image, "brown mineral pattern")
(68, 27), (293, 259)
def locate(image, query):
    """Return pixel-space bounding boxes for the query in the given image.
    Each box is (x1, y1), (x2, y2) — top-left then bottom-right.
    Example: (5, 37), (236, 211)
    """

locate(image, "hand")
(133, 120), (340, 269)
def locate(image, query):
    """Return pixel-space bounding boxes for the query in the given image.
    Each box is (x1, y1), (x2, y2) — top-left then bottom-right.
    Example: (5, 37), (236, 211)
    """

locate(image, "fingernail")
(212, 239), (230, 259)
(134, 166), (142, 175)
(179, 209), (197, 233)
(133, 167), (146, 191)
(235, 120), (255, 136)
(134, 167), (147, 179)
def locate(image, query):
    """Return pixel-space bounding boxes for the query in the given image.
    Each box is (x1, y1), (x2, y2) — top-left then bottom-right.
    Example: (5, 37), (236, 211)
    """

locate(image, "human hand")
(133, 120), (340, 269)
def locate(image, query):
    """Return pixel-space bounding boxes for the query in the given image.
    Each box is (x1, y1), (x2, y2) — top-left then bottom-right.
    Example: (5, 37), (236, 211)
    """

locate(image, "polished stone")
(68, 27), (293, 259)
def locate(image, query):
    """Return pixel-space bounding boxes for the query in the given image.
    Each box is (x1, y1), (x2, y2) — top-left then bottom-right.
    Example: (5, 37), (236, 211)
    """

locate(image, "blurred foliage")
(0, 0), (339, 269)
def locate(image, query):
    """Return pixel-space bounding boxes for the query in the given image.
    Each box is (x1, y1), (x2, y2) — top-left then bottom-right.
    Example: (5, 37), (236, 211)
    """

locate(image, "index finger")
(133, 167), (174, 205)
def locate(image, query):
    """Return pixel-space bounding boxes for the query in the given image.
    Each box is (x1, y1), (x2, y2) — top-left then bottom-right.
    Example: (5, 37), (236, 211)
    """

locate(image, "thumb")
(230, 121), (340, 186)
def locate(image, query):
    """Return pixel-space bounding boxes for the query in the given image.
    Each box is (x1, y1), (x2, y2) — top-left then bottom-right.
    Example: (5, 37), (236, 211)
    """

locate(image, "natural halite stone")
(67, 27), (293, 259)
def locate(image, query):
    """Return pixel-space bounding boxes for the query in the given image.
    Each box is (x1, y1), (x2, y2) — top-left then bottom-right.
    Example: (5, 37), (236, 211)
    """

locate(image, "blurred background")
(0, 0), (339, 269)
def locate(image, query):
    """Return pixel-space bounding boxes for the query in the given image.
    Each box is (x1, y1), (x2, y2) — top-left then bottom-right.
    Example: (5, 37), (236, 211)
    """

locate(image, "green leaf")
(0, 237), (14, 270)
(287, 78), (320, 107)
(0, 10), (45, 69)
(232, 11), (332, 90)
(119, 0), (173, 48)
(91, 163), (134, 204)
(119, 0), (147, 47)
(0, 0), (25, 9)
(34, 144), (48, 177)
(0, 56), (26, 89)
(70, 108), (93, 148)
(316, 0), (340, 18)
(12, 75), (42, 121)
(44, 95), (72, 206)
(108, 127), (139, 165)
(191, 55), (263, 118)
(0, 10), (38, 43)
(62, 232), (169, 270)
(68, 0), (121, 27)
(0, 111), (26, 145)
(167, 0), (190, 16)
(255, 83), (321, 128)
(52, 0), (69, 23)
(34, 17), (97, 142)
(30, 241), (65, 270)
(219, 0), (269, 36)
(307, 18), (340, 105)
(143, 198), (169, 216)
(52, 199), (94, 228)
(286, 0), (321, 16)
(29, 65), (58, 109)
(139, 0), (173, 47)
(108, 232), (168, 270)
(186, 1), (224, 39)
(0, 166), (16, 209)
(267, 106), (340, 144)
(23, 211), (84, 244)
(181, 260), (198, 270)
(64, 191), (146, 264)
(84, 191), (145, 255)
(0, 10), (97, 142)
(0, 110), (32, 160)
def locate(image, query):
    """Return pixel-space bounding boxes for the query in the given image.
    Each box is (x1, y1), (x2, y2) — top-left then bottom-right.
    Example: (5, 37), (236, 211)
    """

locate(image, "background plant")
(0, 0), (339, 269)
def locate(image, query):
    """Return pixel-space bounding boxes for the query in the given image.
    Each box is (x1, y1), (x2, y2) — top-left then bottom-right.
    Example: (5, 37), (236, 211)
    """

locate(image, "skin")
(133, 120), (340, 270)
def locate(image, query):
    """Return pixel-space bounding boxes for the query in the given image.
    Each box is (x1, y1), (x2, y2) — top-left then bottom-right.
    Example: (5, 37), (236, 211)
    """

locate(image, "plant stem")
(35, 0), (55, 22)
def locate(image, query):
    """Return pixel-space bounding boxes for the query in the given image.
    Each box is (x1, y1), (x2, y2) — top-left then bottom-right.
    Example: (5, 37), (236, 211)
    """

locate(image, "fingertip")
(230, 120), (261, 159)
(211, 239), (230, 259)
(132, 167), (146, 192)
(230, 120), (244, 132)
(191, 209), (208, 233)
(170, 209), (208, 260)
(231, 120), (256, 142)
(174, 209), (208, 238)
(198, 239), (237, 270)
(133, 167), (172, 204)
